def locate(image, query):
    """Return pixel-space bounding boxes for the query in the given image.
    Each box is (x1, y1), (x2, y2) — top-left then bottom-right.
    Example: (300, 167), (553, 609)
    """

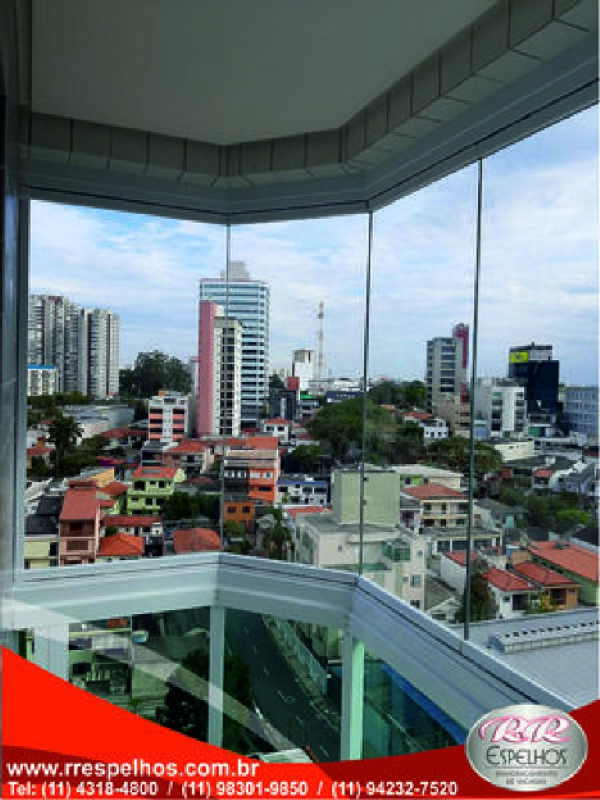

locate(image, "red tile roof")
(170, 439), (208, 453)
(533, 469), (554, 479)
(512, 561), (579, 587)
(104, 515), (161, 527)
(529, 541), (599, 583)
(132, 465), (179, 480)
(99, 481), (129, 497)
(97, 533), (144, 558)
(264, 418), (290, 426)
(403, 482), (465, 500)
(483, 567), (536, 593)
(286, 506), (332, 518)
(173, 528), (222, 554)
(60, 488), (100, 521)
(127, 428), (148, 438)
(246, 436), (280, 450)
(403, 412), (434, 421)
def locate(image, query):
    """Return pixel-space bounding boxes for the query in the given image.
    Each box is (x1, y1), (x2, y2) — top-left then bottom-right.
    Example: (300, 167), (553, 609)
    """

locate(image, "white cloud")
(30, 109), (598, 385)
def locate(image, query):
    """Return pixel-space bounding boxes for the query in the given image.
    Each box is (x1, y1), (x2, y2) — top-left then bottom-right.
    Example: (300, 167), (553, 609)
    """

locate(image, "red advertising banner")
(2, 648), (599, 800)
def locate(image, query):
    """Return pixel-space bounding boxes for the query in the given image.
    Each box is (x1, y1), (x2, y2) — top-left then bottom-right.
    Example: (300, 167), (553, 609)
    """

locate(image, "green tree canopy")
(48, 411), (83, 478)
(307, 398), (391, 463)
(456, 557), (497, 623)
(119, 351), (192, 398)
(427, 436), (502, 479)
(368, 380), (426, 410)
(259, 506), (294, 561)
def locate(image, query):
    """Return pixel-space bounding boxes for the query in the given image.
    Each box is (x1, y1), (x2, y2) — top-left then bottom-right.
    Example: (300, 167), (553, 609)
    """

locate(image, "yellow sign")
(510, 350), (529, 364)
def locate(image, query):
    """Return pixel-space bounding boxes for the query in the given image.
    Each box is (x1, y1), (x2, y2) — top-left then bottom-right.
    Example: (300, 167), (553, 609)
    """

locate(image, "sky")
(30, 107), (598, 386)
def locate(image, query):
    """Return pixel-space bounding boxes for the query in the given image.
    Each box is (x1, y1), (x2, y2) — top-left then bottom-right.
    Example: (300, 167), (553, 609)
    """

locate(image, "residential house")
(261, 417), (292, 443)
(278, 475), (329, 506)
(482, 567), (538, 619)
(391, 464), (463, 492)
(223, 499), (256, 533)
(528, 541), (599, 605)
(126, 465), (186, 515)
(96, 533), (144, 562)
(172, 528), (222, 554)
(59, 486), (101, 565)
(510, 560), (579, 610)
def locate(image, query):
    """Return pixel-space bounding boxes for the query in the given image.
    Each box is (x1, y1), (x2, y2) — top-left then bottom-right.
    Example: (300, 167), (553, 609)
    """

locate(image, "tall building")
(292, 349), (314, 391)
(563, 386), (598, 439)
(508, 343), (559, 420)
(196, 301), (243, 436)
(199, 261), (269, 428)
(148, 391), (190, 443)
(28, 295), (119, 398)
(27, 365), (58, 396)
(425, 324), (468, 413)
(474, 378), (527, 439)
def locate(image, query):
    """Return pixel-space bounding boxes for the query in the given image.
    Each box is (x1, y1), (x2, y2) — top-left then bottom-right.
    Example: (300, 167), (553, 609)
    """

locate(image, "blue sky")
(30, 107), (598, 385)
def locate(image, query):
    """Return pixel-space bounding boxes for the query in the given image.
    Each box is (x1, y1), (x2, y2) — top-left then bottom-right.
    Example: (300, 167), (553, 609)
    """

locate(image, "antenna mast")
(317, 302), (324, 383)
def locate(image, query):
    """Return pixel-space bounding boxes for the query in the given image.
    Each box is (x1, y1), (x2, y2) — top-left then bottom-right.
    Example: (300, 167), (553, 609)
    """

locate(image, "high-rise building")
(28, 295), (119, 398)
(87, 309), (120, 398)
(508, 343), (559, 420)
(474, 378), (527, 439)
(425, 324), (468, 413)
(199, 261), (269, 428)
(196, 301), (243, 436)
(292, 349), (314, 391)
(27, 365), (58, 396)
(563, 386), (598, 438)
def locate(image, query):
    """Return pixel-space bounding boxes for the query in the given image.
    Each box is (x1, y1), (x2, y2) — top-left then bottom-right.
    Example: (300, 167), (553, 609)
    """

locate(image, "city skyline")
(29, 107), (598, 387)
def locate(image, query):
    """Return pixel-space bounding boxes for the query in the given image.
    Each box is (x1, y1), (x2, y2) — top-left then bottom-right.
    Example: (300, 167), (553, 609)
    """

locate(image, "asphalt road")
(226, 610), (340, 762)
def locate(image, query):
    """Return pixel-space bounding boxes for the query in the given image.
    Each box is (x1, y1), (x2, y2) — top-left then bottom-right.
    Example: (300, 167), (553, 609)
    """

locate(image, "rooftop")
(104, 515), (162, 527)
(132, 466), (179, 480)
(97, 533), (144, 558)
(403, 483), (465, 500)
(173, 528), (222, 554)
(529, 541), (599, 583)
(483, 567), (536, 593)
(512, 561), (580, 588)
(59, 488), (99, 522)
(464, 608), (599, 708)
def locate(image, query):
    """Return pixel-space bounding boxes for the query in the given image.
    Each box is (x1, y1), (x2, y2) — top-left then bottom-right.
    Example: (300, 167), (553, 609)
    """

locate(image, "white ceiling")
(32, 0), (496, 145)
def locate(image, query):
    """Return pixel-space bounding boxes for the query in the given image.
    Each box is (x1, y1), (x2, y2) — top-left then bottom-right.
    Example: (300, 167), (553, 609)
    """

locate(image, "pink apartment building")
(196, 300), (242, 437)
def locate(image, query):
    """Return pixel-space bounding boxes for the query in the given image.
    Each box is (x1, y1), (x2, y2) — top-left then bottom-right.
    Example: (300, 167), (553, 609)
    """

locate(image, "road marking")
(319, 745), (330, 759)
(252, 644), (258, 654)
(263, 665), (270, 676)
(277, 690), (295, 704)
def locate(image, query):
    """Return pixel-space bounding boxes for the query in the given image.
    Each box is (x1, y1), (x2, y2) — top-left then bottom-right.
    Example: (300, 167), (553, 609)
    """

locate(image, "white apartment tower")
(292, 349), (315, 391)
(87, 309), (120, 398)
(28, 295), (119, 398)
(474, 378), (527, 439)
(199, 261), (269, 428)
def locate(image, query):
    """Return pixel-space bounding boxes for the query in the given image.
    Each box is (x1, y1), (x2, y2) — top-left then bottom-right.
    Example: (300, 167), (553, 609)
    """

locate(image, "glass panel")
(225, 608), (342, 761)
(227, 218), (369, 566)
(365, 166), (478, 613)
(362, 647), (465, 758)
(68, 608), (210, 732)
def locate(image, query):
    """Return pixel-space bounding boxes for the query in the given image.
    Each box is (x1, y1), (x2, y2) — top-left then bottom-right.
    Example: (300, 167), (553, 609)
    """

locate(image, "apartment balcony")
(4, 553), (576, 761)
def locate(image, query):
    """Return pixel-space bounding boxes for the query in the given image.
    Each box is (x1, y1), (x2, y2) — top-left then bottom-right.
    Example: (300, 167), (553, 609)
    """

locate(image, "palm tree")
(47, 411), (82, 478)
(258, 506), (294, 561)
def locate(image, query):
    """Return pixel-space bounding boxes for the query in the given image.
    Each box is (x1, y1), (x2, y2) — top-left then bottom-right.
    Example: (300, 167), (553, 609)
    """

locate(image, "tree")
(456, 557), (497, 623)
(119, 351), (191, 398)
(307, 398), (390, 463)
(390, 421), (424, 464)
(269, 373), (285, 390)
(427, 437), (502, 479)
(156, 646), (253, 751)
(368, 381), (404, 407)
(402, 380), (426, 409)
(286, 444), (323, 473)
(259, 506), (294, 561)
(47, 411), (82, 478)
